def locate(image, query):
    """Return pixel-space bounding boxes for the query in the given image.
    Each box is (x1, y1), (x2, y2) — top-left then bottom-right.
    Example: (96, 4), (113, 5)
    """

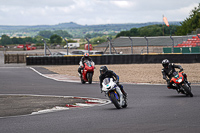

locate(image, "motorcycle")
(170, 71), (193, 97)
(80, 60), (95, 84)
(102, 78), (127, 109)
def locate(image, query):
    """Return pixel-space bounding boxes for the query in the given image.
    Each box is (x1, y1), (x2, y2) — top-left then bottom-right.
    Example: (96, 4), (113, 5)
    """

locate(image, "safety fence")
(4, 54), (44, 64)
(95, 35), (200, 54)
(26, 54), (200, 65)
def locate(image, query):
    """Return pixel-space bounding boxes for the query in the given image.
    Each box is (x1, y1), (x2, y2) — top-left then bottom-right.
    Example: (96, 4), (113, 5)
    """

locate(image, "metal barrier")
(26, 54), (200, 65)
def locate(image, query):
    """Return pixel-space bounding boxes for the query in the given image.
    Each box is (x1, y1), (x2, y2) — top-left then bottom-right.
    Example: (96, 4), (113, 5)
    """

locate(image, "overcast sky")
(0, 0), (199, 26)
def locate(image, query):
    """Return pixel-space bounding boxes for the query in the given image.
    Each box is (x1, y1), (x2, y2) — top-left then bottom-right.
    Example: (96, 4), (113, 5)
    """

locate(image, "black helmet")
(162, 59), (170, 68)
(100, 66), (108, 74)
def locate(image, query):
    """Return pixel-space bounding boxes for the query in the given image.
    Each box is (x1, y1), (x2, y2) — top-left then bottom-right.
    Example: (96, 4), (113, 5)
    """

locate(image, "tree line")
(116, 24), (179, 37)
(0, 30), (73, 46)
(116, 3), (200, 37)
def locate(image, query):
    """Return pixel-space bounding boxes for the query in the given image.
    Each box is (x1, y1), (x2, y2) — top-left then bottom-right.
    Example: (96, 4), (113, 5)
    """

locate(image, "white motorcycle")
(102, 78), (127, 109)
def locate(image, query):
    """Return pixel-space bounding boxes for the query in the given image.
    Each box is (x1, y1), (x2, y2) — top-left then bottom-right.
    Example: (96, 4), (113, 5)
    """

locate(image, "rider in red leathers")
(78, 53), (93, 78)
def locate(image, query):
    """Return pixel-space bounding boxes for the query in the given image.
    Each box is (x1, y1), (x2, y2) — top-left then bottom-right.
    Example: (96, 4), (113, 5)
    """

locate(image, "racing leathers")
(78, 56), (92, 77)
(161, 63), (184, 89)
(99, 70), (127, 96)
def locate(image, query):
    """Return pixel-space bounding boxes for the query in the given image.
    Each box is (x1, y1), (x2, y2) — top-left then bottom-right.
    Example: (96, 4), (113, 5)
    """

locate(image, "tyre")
(122, 96), (127, 108)
(87, 73), (93, 84)
(110, 92), (122, 109)
(182, 83), (193, 97)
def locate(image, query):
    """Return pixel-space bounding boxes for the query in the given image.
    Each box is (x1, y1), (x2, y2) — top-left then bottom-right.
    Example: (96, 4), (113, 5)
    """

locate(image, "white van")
(64, 43), (80, 49)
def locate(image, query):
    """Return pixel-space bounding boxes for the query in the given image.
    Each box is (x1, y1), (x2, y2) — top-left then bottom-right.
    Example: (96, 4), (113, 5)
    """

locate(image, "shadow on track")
(164, 95), (195, 98)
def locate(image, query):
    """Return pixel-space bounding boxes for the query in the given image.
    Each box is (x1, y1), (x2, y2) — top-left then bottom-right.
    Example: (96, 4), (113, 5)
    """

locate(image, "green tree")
(130, 28), (139, 36)
(1, 35), (12, 45)
(176, 3), (200, 35)
(11, 37), (19, 44)
(50, 34), (62, 44)
(53, 30), (73, 38)
(116, 24), (178, 37)
(38, 30), (53, 38)
(66, 39), (77, 43)
(17, 37), (25, 44)
(90, 36), (107, 45)
(116, 31), (131, 37)
(34, 35), (45, 43)
(84, 33), (92, 39)
(24, 37), (33, 43)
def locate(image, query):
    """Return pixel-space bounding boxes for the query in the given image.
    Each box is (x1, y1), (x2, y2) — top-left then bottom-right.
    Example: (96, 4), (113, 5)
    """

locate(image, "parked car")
(89, 50), (104, 55)
(70, 50), (103, 55)
(51, 52), (72, 56)
(17, 44), (36, 50)
(71, 50), (88, 55)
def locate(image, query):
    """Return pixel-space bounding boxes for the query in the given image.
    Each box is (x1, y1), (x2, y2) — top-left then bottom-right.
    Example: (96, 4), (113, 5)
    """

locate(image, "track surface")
(0, 67), (200, 133)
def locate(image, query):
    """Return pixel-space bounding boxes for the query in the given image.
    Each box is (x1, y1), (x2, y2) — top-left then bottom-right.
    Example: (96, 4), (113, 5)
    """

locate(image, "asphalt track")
(0, 66), (200, 133)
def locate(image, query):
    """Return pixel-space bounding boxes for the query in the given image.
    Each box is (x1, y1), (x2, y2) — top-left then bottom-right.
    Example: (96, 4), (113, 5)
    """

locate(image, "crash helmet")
(100, 66), (108, 74)
(84, 53), (89, 57)
(162, 59), (170, 68)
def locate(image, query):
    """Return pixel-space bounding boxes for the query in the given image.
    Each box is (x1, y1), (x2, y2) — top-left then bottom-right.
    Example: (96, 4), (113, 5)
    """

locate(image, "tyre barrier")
(26, 54), (200, 65)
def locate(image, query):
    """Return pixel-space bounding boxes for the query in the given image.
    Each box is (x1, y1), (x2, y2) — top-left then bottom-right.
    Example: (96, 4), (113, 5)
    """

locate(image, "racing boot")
(176, 88), (181, 93)
(78, 73), (82, 79)
(183, 74), (191, 86)
(171, 84), (181, 93)
(119, 85), (127, 98)
(185, 81), (191, 86)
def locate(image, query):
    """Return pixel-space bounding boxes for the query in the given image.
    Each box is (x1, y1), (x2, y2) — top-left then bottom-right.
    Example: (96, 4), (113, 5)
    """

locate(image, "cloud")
(1, 0), (75, 7)
(110, 1), (135, 8)
(0, 0), (199, 25)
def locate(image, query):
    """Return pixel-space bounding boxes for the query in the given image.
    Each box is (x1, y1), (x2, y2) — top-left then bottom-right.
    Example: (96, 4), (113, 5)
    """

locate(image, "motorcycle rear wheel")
(110, 92), (122, 109)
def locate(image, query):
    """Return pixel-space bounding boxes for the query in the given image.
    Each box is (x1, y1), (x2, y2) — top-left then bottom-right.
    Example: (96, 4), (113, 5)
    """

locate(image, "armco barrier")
(26, 54), (200, 65)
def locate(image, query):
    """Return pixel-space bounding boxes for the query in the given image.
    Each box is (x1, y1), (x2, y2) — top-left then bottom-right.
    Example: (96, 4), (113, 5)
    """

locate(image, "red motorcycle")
(81, 60), (95, 84)
(170, 71), (193, 97)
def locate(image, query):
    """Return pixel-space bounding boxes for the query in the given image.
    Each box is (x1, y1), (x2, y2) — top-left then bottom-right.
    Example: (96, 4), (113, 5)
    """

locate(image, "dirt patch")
(44, 63), (200, 84)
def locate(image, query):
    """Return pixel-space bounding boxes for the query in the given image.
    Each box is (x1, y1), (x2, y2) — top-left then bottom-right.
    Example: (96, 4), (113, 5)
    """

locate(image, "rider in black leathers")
(99, 66), (127, 97)
(161, 59), (190, 90)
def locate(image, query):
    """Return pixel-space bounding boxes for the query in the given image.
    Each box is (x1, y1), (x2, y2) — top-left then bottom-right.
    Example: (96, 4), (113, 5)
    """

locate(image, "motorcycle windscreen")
(172, 71), (178, 77)
(86, 61), (92, 67)
(103, 78), (110, 85)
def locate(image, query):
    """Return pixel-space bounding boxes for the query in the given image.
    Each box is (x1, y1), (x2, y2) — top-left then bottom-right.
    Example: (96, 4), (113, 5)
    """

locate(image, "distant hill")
(0, 22), (82, 31)
(0, 21), (181, 38)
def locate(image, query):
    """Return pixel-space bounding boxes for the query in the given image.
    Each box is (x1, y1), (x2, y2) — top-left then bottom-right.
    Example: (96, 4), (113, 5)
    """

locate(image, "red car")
(17, 44), (36, 50)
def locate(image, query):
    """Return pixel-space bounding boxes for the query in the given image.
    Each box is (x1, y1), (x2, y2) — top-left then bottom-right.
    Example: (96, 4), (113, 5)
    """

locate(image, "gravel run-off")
(44, 63), (200, 84)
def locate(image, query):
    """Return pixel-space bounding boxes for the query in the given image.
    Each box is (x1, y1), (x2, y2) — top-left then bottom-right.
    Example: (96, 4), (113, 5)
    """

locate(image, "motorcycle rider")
(99, 66), (127, 97)
(78, 53), (93, 78)
(161, 59), (190, 91)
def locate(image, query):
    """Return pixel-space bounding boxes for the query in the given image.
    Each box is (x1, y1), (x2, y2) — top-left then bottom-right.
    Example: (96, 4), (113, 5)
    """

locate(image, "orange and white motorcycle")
(170, 71), (193, 97)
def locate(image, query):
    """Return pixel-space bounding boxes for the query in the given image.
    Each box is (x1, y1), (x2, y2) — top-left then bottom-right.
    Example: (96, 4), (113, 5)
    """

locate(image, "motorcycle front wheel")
(122, 96), (127, 108)
(182, 83), (193, 97)
(87, 73), (93, 84)
(110, 92), (122, 109)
